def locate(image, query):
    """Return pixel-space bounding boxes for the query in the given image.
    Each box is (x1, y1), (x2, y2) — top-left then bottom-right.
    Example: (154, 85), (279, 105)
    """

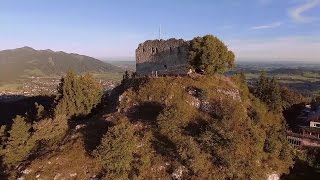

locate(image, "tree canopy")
(94, 118), (138, 179)
(2, 116), (35, 166)
(55, 71), (103, 118)
(253, 72), (282, 112)
(188, 35), (235, 74)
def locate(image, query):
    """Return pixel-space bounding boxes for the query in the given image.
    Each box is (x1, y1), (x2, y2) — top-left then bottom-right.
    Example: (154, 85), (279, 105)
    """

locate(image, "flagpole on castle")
(159, 24), (161, 40)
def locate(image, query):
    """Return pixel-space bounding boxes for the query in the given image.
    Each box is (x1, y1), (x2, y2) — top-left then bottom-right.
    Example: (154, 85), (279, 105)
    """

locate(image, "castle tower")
(136, 38), (190, 76)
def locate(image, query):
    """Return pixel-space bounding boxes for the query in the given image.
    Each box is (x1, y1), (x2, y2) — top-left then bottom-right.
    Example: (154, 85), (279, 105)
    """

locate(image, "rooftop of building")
(311, 116), (320, 122)
(300, 126), (320, 133)
(287, 131), (320, 142)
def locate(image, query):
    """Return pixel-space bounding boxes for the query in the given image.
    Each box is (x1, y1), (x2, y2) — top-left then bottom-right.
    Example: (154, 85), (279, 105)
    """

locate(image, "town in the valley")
(0, 76), (117, 102)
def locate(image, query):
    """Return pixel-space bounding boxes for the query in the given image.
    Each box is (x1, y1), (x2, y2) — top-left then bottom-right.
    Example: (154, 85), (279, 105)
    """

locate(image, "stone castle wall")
(136, 38), (189, 76)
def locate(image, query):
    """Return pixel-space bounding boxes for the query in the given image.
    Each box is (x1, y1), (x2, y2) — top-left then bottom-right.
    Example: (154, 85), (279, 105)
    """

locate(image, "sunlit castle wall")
(136, 39), (190, 76)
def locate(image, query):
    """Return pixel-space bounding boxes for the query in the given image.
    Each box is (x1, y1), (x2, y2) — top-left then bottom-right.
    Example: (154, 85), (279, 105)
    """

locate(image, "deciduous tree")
(189, 35), (235, 74)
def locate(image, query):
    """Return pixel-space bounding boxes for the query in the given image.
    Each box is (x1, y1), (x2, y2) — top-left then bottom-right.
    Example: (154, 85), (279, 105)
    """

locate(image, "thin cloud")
(250, 22), (282, 30)
(289, 0), (320, 23)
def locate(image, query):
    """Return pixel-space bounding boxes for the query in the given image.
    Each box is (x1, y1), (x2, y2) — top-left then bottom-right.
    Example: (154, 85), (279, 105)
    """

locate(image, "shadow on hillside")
(48, 92), (112, 155)
(184, 118), (208, 137)
(281, 159), (320, 180)
(152, 131), (180, 161)
(78, 117), (110, 154)
(66, 107), (110, 155)
(283, 103), (307, 132)
(0, 157), (9, 180)
(107, 78), (150, 113)
(126, 102), (164, 124)
(0, 95), (55, 125)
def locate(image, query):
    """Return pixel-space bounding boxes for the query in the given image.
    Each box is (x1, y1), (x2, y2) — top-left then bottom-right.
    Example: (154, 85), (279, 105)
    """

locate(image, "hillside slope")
(0, 47), (123, 83)
(10, 75), (293, 179)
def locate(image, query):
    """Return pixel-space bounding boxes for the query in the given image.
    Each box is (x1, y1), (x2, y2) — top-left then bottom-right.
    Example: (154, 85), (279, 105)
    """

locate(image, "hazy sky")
(1, 0), (320, 61)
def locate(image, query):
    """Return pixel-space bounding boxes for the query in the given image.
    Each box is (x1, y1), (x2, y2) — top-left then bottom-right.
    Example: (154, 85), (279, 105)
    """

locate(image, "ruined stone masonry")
(136, 38), (190, 76)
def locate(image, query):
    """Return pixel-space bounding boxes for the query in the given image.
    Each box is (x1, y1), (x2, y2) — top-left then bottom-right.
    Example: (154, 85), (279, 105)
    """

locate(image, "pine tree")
(55, 71), (103, 118)
(235, 71), (250, 98)
(254, 73), (282, 112)
(254, 72), (269, 102)
(80, 73), (103, 115)
(3, 116), (35, 166)
(268, 77), (282, 112)
(94, 118), (137, 179)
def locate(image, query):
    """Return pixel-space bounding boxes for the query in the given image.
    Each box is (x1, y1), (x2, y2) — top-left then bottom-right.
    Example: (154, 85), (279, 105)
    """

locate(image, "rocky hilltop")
(7, 75), (292, 179)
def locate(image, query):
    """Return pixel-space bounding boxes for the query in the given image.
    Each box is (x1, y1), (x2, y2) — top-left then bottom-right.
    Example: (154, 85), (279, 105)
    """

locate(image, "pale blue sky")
(0, 0), (320, 61)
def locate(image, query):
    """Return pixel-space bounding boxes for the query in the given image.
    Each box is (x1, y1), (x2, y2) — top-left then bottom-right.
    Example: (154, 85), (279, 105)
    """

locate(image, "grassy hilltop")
(0, 74), (294, 179)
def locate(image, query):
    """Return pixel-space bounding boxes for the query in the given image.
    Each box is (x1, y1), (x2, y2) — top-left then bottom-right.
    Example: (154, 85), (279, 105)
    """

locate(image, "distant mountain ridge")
(0, 47), (123, 82)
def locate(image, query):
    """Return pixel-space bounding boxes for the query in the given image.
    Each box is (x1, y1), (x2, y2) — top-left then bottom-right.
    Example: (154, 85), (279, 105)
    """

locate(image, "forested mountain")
(0, 47), (122, 82)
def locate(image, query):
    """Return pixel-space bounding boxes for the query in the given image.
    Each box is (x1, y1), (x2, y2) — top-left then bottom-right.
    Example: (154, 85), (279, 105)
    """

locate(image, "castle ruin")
(136, 39), (190, 76)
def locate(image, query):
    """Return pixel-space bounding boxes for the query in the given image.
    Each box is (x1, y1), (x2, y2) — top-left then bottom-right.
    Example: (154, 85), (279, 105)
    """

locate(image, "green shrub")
(94, 118), (138, 179)
(31, 115), (68, 145)
(263, 127), (282, 154)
